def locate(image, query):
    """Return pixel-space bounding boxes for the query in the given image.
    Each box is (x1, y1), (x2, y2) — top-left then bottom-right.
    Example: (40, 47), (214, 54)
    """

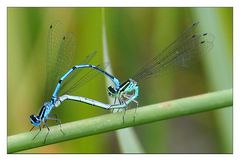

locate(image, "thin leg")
(30, 126), (35, 131)
(116, 90), (124, 113)
(117, 97), (124, 113)
(46, 114), (64, 135)
(133, 100), (139, 123)
(48, 113), (58, 119)
(42, 120), (47, 128)
(110, 98), (117, 113)
(122, 108), (127, 124)
(121, 98), (128, 124)
(48, 114), (61, 126)
(123, 94), (138, 123)
(32, 126), (42, 140)
(43, 122), (50, 144)
(47, 117), (65, 135)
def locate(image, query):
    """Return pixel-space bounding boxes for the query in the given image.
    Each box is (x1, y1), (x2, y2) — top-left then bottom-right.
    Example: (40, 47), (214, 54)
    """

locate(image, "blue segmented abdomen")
(51, 64), (121, 99)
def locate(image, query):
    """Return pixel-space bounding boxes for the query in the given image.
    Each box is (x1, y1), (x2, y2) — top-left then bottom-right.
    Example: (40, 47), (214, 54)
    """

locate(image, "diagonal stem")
(8, 89), (232, 153)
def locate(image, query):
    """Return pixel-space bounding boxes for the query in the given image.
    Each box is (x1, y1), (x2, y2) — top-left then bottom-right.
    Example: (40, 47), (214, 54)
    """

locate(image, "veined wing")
(59, 60), (109, 95)
(45, 22), (76, 99)
(58, 51), (108, 95)
(132, 22), (214, 82)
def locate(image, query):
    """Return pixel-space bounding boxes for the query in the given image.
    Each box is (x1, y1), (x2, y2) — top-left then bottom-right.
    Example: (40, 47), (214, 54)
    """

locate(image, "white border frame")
(1, 1), (238, 161)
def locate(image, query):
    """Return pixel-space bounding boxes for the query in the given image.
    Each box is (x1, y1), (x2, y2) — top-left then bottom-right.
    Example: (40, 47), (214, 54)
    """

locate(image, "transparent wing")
(59, 61), (109, 95)
(45, 22), (106, 99)
(60, 50), (97, 89)
(45, 22), (76, 99)
(58, 51), (106, 95)
(132, 22), (214, 82)
(55, 32), (76, 80)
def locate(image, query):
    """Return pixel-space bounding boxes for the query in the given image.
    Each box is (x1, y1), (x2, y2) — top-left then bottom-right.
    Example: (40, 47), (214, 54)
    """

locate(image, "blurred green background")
(7, 7), (232, 153)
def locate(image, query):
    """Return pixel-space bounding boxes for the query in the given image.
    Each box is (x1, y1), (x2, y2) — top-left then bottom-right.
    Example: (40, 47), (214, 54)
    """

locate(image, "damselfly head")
(30, 114), (41, 126)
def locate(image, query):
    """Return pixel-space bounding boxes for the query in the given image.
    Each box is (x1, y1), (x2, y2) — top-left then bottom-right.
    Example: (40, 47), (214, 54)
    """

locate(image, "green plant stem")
(8, 89), (232, 153)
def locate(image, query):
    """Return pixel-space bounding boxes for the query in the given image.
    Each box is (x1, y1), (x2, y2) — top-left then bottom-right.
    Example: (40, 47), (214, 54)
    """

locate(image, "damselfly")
(109, 22), (214, 121)
(68, 22), (214, 122)
(29, 22), (119, 143)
